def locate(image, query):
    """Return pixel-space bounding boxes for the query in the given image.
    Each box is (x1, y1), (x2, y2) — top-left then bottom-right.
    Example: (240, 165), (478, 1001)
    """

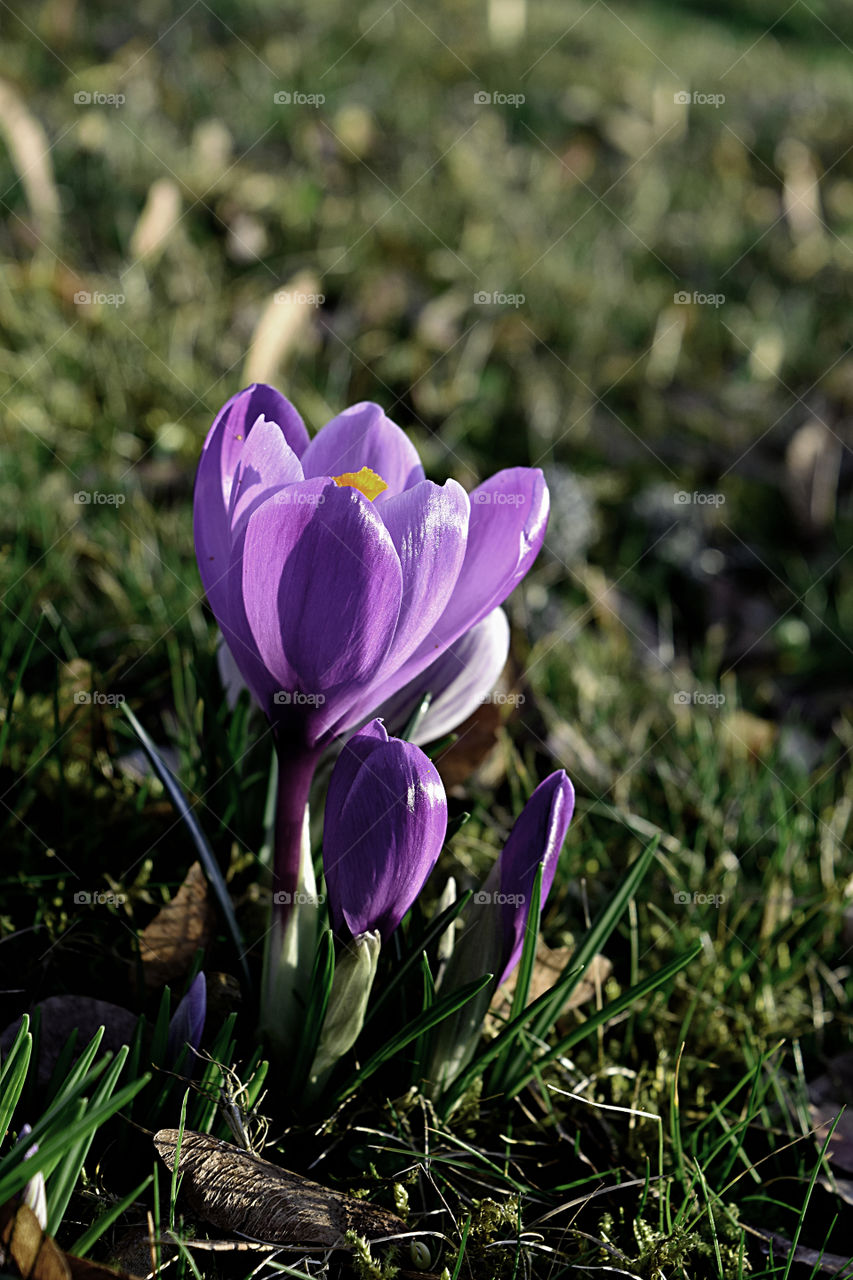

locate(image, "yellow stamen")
(333, 466), (388, 501)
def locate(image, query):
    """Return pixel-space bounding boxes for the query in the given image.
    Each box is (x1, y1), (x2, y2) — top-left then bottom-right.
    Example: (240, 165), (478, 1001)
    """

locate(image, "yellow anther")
(333, 466), (388, 501)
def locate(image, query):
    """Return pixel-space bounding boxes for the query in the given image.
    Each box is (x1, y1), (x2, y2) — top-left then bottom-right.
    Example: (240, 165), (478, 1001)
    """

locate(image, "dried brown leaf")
(489, 940), (612, 1035)
(140, 861), (215, 990)
(153, 1129), (405, 1248)
(0, 1202), (142, 1280)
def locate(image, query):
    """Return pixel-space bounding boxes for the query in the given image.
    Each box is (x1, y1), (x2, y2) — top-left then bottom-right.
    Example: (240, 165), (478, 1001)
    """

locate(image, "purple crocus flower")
(166, 972), (206, 1067)
(194, 383), (548, 909)
(217, 605), (511, 749)
(429, 770), (575, 1087)
(483, 770), (575, 986)
(323, 719), (447, 941)
(375, 606), (510, 745)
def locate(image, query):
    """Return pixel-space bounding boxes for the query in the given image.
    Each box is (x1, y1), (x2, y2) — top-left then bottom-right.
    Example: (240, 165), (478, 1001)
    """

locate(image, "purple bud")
(323, 719), (447, 941)
(167, 972), (207, 1066)
(491, 771), (575, 986)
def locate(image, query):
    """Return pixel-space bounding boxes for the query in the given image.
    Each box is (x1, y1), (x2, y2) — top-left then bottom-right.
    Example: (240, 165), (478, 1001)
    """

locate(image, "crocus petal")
(375, 608), (511, 745)
(17, 1125), (47, 1230)
(324, 717), (389, 812)
(207, 419), (305, 699)
(357, 468), (548, 715)
(379, 479), (469, 664)
(167, 972), (207, 1065)
(323, 723), (447, 940)
(494, 770), (575, 986)
(195, 385), (308, 620)
(301, 402), (424, 500)
(332, 481), (470, 738)
(425, 468), (549, 652)
(214, 385), (309, 496)
(238, 481), (403, 741)
(227, 416), (305, 537)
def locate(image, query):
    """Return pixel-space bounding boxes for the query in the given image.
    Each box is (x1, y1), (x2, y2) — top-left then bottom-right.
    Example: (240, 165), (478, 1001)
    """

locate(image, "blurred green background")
(1, 0), (851, 715)
(1, 0), (852, 982)
(2, 0), (853, 998)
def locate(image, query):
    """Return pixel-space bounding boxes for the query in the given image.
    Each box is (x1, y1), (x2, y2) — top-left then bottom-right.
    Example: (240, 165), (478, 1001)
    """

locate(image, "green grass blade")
(0, 1072), (150, 1204)
(335, 974), (494, 1101)
(46, 1044), (132, 1233)
(150, 985), (172, 1067)
(170, 1089), (190, 1230)
(43, 1099), (87, 1235)
(43, 1028), (80, 1107)
(366, 890), (473, 1026)
(440, 962), (586, 1113)
(190, 1013), (237, 1135)
(489, 863), (543, 1094)
(70, 1173), (154, 1256)
(120, 701), (250, 992)
(528, 837), (659, 1043)
(0, 1016), (32, 1142)
(508, 943), (702, 1097)
(403, 691), (433, 740)
(409, 951), (437, 1081)
(290, 928), (335, 1090)
(451, 1215), (471, 1280)
(0, 615), (43, 763)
